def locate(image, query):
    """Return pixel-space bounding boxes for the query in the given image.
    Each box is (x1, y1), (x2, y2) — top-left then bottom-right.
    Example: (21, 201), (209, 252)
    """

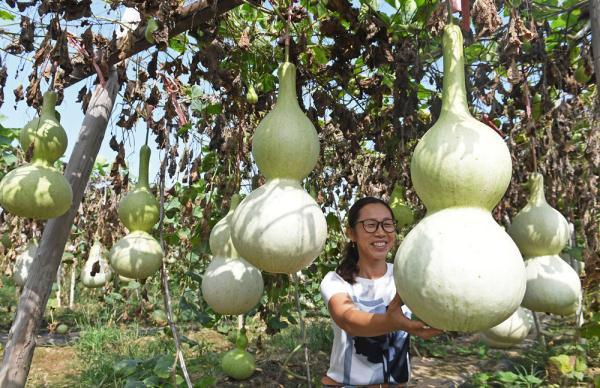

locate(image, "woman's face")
(348, 203), (396, 263)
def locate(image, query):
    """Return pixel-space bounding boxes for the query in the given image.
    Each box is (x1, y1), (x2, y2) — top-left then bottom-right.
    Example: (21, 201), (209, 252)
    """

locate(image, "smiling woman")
(320, 197), (442, 387)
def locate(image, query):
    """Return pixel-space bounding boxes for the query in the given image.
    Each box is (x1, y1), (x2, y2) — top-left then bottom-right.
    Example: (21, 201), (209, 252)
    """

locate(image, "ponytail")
(336, 241), (360, 284)
(335, 196), (394, 285)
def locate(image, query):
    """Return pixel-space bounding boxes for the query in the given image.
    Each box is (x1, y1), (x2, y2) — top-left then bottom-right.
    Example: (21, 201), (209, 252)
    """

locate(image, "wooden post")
(0, 68), (120, 387)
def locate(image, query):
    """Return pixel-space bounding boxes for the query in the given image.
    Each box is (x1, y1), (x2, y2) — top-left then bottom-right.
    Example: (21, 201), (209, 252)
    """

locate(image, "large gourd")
(80, 240), (112, 288)
(202, 195), (264, 315)
(393, 24), (526, 332)
(110, 145), (163, 279)
(507, 173), (581, 315)
(0, 91), (72, 219)
(479, 307), (533, 348)
(13, 240), (38, 286)
(231, 63), (327, 274)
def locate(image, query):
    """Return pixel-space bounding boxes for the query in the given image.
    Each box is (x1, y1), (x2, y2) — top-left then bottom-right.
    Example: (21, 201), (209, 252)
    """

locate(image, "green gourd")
(0, 91), (72, 219)
(393, 24), (526, 332)
(389, 184), (414, 227)
(221, 329), (255, 380)
(508, 173), (581, 315)
(246, 85), (258, 105)
(110, 230), (163, 279)
(117, 145), (159, 232)
(479, 307), (533, 348)
(231, 62), (327, 274)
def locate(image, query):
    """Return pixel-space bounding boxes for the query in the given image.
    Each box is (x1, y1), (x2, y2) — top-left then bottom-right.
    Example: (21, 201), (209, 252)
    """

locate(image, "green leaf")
(153, 355), (175, 379)
(495, 371), (519, 383)
(579, 320), (600, 339)
(310, 45), (329, 65)
(204, 102), (222, 115)
(113, 359), (141, 377)
(326, 213), (341, 231)
(196, 376), (217, 388)
(549, 354), (574, 375)
(124, 379), (146, 388)
(168, 34), (188, 54)
(0, 10), (15, 21)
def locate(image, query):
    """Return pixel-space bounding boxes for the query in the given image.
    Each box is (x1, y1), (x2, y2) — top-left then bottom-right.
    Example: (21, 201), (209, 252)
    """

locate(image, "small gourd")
(117, 145), (159, 232)
(246, 85), (258, 105)
(110, 144), (163, 279)
(0, 91), (72, 219)
(80, 240), (112, 288)
(479, 307), (533, 348)
(231, 63), (327, 274)
(221, 329), (255, 380)
(202, 195), (264, 315)
(14, 239), (37, 286)
(393, 24), (526, 332)
(508, 173), (581, 315)
(389, 184), (414, 227)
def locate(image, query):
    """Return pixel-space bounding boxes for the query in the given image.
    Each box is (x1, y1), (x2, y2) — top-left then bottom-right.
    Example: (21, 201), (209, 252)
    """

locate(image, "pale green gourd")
(252, 62), (319, 181)
(479, 307), (533, 348)
(80, 240), (112, 288)
(14, 239), (38, 287)
(0, 91), (72, 219)
(117, 145), (159, 232)
(507, 173), (570, 257)
(389, 184), (414, 227)
(231, 63), (327, 274)
(393, 24), (526, 332)
(508, 173), (581, 315)
(109, 231), (163, 279)
(202, 195), (264, 315)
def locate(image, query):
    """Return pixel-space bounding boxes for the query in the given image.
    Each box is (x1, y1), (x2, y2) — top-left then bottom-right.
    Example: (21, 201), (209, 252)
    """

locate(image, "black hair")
(335, 197), (395, 284)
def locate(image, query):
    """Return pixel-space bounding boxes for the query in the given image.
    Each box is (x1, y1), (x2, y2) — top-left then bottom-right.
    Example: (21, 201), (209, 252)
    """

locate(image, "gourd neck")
(440, 24), (471, 119)
(236, 329), (248, 350)
(528, 173), (547, 206)
(276, 62), (298, 108)
(137, 145), (151, 189)
(41, 91), (58, 117)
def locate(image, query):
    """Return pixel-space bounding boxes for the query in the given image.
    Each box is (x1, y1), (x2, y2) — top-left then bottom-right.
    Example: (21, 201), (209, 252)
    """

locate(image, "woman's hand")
(386, 294), (444, 339)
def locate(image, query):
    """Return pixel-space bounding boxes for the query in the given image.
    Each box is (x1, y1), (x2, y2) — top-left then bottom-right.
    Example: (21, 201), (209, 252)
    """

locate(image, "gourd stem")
(277, 62), (297, 107)
(230, 193), (241, 210)
(285, 1), (291, 63)
(528, 173), (546, 206)
(440, 25), (471, 119)
(137, 145), (151, 189)
(144, 126), (150, 147)
(446, 0), (453, 23)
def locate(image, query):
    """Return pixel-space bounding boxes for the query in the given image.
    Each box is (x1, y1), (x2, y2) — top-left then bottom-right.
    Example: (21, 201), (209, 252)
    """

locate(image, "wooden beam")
(0, 68), (120, 388)
(64, 0), (242, 88)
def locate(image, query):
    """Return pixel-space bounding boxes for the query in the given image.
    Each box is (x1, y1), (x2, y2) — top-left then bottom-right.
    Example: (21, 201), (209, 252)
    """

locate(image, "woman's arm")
(328, 293), (443, 338)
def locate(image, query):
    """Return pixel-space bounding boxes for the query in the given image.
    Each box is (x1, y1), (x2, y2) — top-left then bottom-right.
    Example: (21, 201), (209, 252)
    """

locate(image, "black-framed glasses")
(355, 219), (397, 233)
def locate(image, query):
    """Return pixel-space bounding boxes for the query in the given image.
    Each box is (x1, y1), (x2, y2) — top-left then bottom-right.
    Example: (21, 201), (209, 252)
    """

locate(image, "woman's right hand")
(386, 294), (444, 339)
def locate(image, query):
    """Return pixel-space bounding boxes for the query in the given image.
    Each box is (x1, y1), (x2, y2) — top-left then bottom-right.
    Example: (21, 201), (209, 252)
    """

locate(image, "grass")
(268, 318), (333, 354)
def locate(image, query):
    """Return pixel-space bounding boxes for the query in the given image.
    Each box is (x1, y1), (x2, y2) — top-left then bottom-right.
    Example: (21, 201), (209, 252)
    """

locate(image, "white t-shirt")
(320, 263), (411, 386)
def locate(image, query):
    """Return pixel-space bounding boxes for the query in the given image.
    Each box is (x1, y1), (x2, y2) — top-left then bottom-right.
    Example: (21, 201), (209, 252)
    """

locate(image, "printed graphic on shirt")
(347, 296), (410, 384)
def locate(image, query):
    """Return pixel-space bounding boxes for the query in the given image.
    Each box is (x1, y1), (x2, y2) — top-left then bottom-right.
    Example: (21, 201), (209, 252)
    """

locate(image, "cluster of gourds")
(508, 173), (582, 316)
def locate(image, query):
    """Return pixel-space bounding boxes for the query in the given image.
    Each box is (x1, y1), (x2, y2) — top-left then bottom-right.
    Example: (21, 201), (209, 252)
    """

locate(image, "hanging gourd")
(389, 184), (414, 227)
(80, 240), (112, 288)
(221, 329), (255, 380)
(479, 307), (533, 349)
(0, 91), (72, 219)
(507, 173), (582, 315)
(230, 62), (327, 274)
(393, 23), (526, 332)
(202, 195), (264, 315)
(117, 145), (160, 232)
(110, 144), (163, 279)
(13, 240), (38, 287)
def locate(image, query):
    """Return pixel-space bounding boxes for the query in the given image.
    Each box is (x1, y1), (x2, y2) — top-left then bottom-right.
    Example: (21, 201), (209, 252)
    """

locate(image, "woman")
(320, 197), (442, 387)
